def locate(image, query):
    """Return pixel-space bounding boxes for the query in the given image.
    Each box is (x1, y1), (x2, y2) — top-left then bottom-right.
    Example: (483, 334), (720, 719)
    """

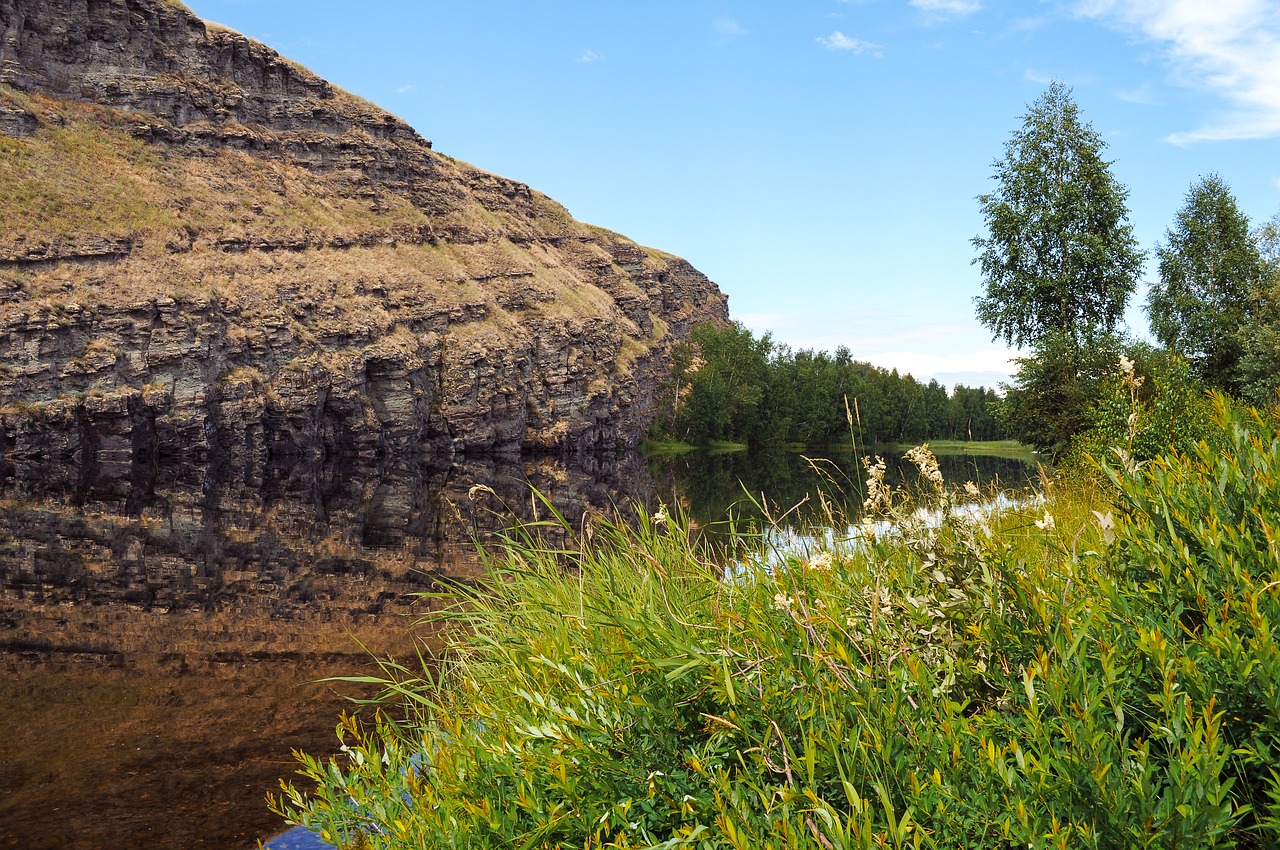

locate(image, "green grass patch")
(641, 438), (697, 456)
(703, 440), (749, 455)
(890, 439), (1038, 463)
(274, 399), (1280, 848)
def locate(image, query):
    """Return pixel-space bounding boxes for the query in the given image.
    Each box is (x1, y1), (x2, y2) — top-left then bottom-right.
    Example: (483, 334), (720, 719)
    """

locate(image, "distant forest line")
(651, 321), (1005, 448)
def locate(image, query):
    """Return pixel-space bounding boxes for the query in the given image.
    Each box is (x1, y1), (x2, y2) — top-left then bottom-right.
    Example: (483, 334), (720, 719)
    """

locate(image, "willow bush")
(274, 400), (1280, 849)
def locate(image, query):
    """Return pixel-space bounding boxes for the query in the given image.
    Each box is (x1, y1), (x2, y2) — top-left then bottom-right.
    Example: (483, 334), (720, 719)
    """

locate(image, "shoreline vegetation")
(275, 399), (1280, 848)
(643, 438), (1037, 466)
(649, 322), (1007, 452)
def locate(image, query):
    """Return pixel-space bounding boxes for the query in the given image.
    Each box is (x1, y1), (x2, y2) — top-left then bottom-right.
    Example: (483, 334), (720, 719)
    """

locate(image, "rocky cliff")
(0, 0), (728, 467)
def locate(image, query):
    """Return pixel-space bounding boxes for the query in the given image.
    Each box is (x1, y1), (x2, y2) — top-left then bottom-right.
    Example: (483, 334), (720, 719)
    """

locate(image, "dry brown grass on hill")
(0, 89), (443, 248)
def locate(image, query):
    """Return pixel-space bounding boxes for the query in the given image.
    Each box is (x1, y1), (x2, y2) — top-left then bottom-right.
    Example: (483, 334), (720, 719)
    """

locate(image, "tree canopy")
(1146, 174), (1269, 394)
(972, 82), (1144, 348)
(653, 322), (1005, 448)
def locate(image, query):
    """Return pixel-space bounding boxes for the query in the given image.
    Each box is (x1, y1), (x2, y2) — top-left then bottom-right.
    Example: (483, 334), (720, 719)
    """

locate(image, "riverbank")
(892, 439), (1039, 463)
(647, 439), (1034, 458)
(275, 401), (1280, 847)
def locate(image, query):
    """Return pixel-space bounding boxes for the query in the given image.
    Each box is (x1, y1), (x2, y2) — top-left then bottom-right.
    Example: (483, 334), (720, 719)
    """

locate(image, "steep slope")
(0, 0), (728, 466)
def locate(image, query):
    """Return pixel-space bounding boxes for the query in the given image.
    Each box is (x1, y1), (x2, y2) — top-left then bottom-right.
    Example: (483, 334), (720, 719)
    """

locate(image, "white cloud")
(1274, 177), (1280, 191)
(396, 84), (414, 94)
(736, 311), (1020, 385)
(579, 49), (601, 63)
(817, 31), (885, 55)
(1076, 0), (1280, 142)
(910, 0), (982, 16)
(1024, 68), (1056, 85)
(714, 17), (748, 37)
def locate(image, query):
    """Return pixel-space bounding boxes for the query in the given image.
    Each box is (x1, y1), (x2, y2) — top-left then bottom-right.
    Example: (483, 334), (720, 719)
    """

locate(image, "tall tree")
(1146, 174), (1268, 394)
(972, 82), (1144, 348)
(1237, 210), (1280, 406)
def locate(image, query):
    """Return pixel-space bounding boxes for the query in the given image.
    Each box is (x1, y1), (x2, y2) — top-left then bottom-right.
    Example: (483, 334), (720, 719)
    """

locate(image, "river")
(0, 446), (1034, 849)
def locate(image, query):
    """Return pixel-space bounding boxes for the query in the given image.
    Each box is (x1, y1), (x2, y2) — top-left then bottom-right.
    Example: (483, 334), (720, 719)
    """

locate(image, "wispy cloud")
(1115, 79), (1155, 104)
(578, 49), (602, 63)
(714, 17), (748, 37)
(1274, 177), (1280, 191)
(396, 84), (414, 94)
(817, 31), (885, 55)
(1023, 69), (1098, 88)
(1008, 15), (1051, 34)
(1076, 0), (1280, 143)
(863, 349), (1019, 383)
(910, 0), (982, 17)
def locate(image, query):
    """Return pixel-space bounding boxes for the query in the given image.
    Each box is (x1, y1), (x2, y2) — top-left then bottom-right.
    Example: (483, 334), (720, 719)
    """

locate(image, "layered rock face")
(0, 0), (728, 466)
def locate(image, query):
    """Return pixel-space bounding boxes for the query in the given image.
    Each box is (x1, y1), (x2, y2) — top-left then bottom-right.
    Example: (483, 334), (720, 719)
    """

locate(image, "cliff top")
(0, 0), (727, 458)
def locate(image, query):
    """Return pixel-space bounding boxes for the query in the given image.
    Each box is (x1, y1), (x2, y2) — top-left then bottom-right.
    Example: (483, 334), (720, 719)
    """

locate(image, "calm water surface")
(0, 447), (1033, 849)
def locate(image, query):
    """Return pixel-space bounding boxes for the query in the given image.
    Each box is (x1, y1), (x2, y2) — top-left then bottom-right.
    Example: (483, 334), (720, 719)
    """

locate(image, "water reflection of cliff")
(0, 452), (659, 850)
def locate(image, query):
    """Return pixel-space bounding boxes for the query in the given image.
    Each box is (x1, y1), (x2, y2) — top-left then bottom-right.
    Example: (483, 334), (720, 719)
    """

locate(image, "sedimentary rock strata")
(0, 0), (728, 465)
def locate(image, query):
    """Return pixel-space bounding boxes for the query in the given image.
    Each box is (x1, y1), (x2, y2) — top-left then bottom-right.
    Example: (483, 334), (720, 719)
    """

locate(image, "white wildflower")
(862, 456), (890, 515)
(807, 551), (833, 572)
(1035, 511), (1055, 532)
(1119, 355), (1144, 392)
(964, 481), (981, 498)
(653, 504), (669, 525)
(773, 592), (793, 611)
(905, 444), (944, 490)
(1092, 510), (1116, 545)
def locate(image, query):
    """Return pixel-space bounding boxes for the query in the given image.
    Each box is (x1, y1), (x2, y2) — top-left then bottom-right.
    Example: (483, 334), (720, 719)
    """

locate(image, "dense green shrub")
(993, 329), (1126, 458)
(1103, 399), (1280, 841)
(1068, 348), (1213, 468)
(275, 403), (1280, 848)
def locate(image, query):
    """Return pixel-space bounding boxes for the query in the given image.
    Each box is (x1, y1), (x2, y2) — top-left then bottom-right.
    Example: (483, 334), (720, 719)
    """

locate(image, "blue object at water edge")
(261, 825), (334, 849)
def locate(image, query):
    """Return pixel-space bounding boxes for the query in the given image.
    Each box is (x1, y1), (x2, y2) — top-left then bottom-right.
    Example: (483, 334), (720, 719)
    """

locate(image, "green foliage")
(1102, 398), (1280, 842)
(973, 82), (1144, 348)
(275, 404), (1280, 848)
(657, 323), (1006, 448)
(1147, 174), (1270, 394)
(1069, 347), (1213, 467)
(1237, 304), (1280, 409)
(674, 322), (774, 445)
(1237, 212), (1280, 408)
(994, 329), (1123, 457)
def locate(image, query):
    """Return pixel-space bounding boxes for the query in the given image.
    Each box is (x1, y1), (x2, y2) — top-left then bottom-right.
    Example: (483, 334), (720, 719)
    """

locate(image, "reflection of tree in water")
(649, 449), (1038, 537)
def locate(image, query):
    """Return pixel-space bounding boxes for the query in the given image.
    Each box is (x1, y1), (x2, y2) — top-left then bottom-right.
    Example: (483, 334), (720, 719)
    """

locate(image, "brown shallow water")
(0, 453), (656, 849)
(0, 649), (394, 849)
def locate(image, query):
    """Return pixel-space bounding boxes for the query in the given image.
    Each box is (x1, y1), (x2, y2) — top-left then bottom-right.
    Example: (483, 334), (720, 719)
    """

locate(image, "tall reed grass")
(273, 398), (1280, 849)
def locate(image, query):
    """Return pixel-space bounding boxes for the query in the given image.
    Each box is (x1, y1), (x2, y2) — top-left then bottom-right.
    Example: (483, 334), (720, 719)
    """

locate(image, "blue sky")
(184, 0), (1280, 388)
